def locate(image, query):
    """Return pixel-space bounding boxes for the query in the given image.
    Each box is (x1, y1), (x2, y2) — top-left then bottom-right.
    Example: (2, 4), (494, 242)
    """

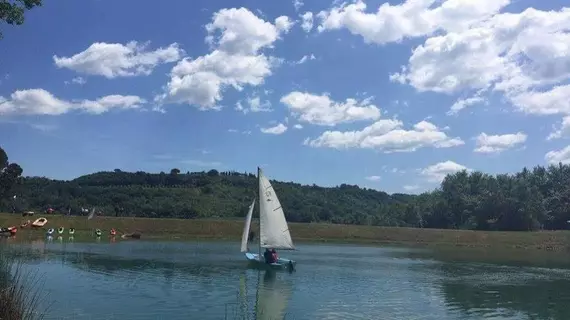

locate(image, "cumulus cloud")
(474, 132), (527, 153)
(0, 89), (145, 116)
(304, 119), (464, 152)
(365, 175), (381, 181)
(388, 6), (570, 116)
(421, 161), (471, 183)
(301, 12), (314, 32)
(53, 41), (184, 78)
(448, 95), (486, 115)
(157, 8), (290, 110)
(281, 92), (381, 126)
(293, 0), (303, 12)
(318, 1), (570, 118)
(64, 76), (87, 86)
(547, 116), (570, 140)
(545, 146), (570, 165)
(316, 0), (509, 44)
(235, 95), (272, 114)
(261, 123), (287, 135)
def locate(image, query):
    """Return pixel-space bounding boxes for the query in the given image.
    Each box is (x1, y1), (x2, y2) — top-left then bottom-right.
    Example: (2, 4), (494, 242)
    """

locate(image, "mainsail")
(258, 167), (295, 250)
(241, 198), (256, 253)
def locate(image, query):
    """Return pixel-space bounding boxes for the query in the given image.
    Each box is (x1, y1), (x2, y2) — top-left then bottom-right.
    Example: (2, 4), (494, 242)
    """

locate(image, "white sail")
(241, 198), (256, 253)
(258, 167), (295, 250)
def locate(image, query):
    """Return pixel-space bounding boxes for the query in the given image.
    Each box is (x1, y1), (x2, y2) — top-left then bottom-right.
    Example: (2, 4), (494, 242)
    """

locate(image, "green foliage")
(4, 140), (570, 231)
(0, 147), (23, 201)
(0, 0), (42, 39)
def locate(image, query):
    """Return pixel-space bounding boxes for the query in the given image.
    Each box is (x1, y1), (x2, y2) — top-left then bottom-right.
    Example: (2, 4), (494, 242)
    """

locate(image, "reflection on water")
(439, 263), (570, 320)
(8, 240), (570, 319)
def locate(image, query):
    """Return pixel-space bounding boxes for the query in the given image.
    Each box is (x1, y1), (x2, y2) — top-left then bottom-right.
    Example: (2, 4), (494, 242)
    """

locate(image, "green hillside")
(3, 143), (570, 231)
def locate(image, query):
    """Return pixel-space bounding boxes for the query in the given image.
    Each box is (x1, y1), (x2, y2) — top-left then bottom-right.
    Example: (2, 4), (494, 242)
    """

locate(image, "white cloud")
(316, 0), (509, 44)
(53, 41), (184, 78)
(545, 146), (570, 165)
(29, 123), (58, 132)
(474, 132), (527, 153)
(365, 175), (381, 181)
(305, 119), (464, 152)
(180, 159), (222, 167)
(157, 8), (288, 110)
(261, 123), (287, 135)
(301, 12), (314, 32)
(275, 16), (294, 33)
(293, 124), (303, 129)
(421, 161), (471, 183)
(281, 92), (381, 126)
(0, 89), (145, 116)
(547, 116), (570, 140)
(295, 54), (316, 65)
(448, 95), (485, 115)
(510, 85), (570, 115)
(64, 76), (87, 86)
(205, 8), (285, 55)
(403, 185), (420, 191)
(386, 5), (570, 115)
(293, 0), (303, 12)
(236, 95), (272, 114)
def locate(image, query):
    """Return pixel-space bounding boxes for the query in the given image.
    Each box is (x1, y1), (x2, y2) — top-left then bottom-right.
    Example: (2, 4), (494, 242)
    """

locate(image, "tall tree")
(0, 0), (42, 39)
(0, 147), (23, 199)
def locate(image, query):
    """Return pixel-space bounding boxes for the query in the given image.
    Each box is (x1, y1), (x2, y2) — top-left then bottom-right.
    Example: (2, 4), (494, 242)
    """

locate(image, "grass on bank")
(1, 213), (570, 251)
(0, 246), (46, 320)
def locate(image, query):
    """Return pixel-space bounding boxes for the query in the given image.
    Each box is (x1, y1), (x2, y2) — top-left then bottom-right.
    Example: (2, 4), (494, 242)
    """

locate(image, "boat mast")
(257, 166), (262, 261)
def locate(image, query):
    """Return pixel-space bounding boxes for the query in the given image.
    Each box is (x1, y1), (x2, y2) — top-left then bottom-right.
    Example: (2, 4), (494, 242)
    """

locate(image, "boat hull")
(244, 252), (296, 271)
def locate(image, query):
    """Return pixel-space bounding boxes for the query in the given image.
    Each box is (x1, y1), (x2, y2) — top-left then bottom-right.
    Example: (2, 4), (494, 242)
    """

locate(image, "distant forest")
(2, 147), (570, 231)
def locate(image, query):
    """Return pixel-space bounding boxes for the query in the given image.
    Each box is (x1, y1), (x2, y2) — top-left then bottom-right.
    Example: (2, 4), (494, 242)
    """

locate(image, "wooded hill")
(2, 164), (570, 232)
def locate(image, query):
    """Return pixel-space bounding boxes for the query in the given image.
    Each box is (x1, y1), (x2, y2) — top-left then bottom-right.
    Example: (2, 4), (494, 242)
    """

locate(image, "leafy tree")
(0, 0), (42, 39)
(0, 147), (23, 201)
(5, 141), (570, 232)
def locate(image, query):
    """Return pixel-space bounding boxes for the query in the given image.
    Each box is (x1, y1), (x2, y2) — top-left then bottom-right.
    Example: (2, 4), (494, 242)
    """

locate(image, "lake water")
(8, 239), (570, 320)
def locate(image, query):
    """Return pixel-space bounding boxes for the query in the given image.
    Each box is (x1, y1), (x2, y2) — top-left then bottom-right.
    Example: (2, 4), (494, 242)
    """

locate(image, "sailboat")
(241, 167), (296, 271)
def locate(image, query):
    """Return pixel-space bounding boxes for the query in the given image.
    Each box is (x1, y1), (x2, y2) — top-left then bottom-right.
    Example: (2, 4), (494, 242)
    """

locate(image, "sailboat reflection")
(237, 270), (293, 320)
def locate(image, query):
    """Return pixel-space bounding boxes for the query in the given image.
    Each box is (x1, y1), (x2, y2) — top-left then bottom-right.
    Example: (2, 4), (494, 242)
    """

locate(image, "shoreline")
(1, 213), (570, 251)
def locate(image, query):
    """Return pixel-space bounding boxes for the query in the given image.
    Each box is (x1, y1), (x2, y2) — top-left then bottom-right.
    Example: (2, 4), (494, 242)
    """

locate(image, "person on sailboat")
(263, 248), (274, 264)
(271, 249), (278, 262)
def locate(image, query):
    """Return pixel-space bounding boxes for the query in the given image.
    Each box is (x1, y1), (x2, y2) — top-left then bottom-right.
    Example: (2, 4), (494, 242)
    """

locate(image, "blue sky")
(1, 0), (570, 194)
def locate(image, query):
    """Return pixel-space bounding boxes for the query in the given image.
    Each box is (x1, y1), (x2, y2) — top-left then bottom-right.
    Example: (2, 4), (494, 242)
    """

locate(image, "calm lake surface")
(9, 239), (570, 320)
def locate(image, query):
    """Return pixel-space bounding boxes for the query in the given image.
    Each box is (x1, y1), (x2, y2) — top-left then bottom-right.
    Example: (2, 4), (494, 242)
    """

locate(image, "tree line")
(2, 147), (570, 231)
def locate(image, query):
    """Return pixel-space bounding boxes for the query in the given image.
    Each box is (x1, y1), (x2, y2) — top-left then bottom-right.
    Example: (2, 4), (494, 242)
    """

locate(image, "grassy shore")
(1, 213), (570, 251)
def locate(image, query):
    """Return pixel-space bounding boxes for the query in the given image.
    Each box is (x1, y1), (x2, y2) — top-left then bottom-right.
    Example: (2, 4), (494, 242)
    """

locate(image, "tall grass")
(0, 245), (47, 320)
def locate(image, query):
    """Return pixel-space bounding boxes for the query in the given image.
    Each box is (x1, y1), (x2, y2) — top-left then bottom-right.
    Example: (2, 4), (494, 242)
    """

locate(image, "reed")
(0, 246), (47, 320)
